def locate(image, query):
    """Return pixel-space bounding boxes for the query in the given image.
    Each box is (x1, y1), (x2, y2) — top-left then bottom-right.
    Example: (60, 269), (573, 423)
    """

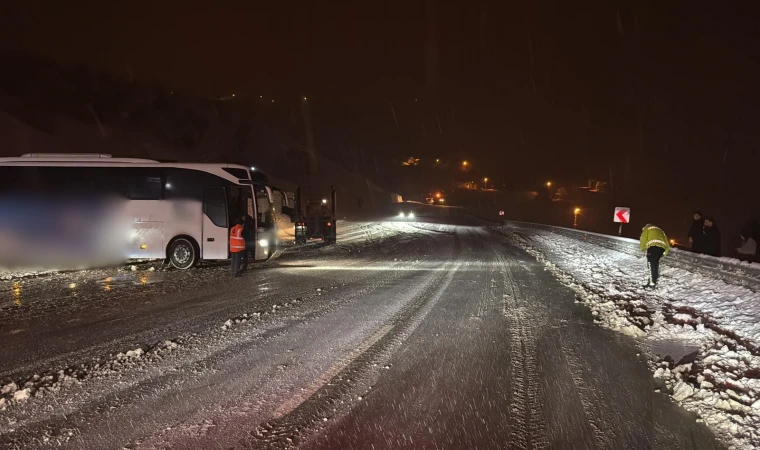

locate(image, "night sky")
(2, 1), (759, 216)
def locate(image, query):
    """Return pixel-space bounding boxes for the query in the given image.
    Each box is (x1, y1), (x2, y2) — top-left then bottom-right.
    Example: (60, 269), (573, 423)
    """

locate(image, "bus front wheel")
(168, 238), (198, 270)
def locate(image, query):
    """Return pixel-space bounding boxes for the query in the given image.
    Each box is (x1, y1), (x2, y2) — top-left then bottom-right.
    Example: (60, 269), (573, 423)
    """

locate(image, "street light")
(462, 160), (469, 167)
(483, 177), (489, 189)
(573, 207), (581, 228)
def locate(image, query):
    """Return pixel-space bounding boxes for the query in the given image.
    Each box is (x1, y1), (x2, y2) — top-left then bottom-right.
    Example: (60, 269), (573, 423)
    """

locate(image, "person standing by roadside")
(240, 214), (255, 273)
(229, 217), (246, 277)
(737, 218), (760, 261)
(688, 211), (705, 254)
(640, 223), (670, 288)
(703, 217), (722, 257)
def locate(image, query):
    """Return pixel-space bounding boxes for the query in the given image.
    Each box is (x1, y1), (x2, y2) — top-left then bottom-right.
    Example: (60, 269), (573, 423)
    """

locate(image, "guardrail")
(504, 221), (760, 291)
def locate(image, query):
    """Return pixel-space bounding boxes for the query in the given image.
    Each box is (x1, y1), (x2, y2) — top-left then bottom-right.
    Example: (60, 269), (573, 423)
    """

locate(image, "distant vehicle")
(0, 153), (276, 269)
(397, 211), (416, 221)
(289, 186), (337, 245)
(426, 192), (445, 205)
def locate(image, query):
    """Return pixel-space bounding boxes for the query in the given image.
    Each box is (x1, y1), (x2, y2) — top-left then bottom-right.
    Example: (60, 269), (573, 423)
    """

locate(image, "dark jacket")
(242, 215), (255, 242)
(741, 219), (760, 243)
(688, 218), (705, 253)
(703, 225), (721, 257)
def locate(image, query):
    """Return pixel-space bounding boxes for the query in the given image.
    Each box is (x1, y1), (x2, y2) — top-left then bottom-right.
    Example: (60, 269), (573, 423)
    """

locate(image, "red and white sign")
(614, 207), (630, 224)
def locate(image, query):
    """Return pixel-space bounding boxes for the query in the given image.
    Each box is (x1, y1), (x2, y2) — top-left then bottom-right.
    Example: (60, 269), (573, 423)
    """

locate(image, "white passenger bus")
(0, 154), (275, 269)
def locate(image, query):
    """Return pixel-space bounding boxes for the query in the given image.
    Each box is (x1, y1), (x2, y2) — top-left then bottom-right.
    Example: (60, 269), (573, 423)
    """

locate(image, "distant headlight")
(258, 239), (269, 247)
(408, 212), (415, 219)
(398, 212), (405, 218)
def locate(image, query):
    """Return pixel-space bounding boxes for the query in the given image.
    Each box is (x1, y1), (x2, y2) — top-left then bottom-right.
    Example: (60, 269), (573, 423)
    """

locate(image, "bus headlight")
(258, 239), (269, 248)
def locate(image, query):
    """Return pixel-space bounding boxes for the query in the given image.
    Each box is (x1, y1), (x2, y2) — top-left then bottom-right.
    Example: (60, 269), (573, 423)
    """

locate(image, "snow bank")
(507, 226), (760, 448)
(0, 340), (180, 410)
(0, 305), (276, 413)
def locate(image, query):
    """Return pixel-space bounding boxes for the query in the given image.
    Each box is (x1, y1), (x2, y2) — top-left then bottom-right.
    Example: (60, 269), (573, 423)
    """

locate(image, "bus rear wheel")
(168, 238), (198, 270)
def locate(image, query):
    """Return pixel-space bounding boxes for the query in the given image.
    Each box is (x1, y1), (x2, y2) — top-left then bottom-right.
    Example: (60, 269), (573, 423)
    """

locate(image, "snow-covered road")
(0, 220), (723, 449)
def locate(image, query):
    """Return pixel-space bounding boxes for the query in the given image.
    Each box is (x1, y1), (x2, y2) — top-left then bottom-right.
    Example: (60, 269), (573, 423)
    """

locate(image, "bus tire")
(168, 237), (198, 270)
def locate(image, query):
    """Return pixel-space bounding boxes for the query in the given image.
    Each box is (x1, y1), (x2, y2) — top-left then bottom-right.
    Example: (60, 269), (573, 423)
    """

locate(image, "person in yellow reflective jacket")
(640, 224), (670, 288)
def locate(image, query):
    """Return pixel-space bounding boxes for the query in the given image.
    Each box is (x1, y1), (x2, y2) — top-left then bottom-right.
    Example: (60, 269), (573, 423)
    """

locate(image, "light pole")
(483, 177), (489, 189)
(546, 181), (552, 198)
(573, 207), (581, 228)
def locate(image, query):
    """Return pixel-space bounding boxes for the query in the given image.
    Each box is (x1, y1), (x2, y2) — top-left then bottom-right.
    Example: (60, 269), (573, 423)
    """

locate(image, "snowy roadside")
(504, 225), (760, 448)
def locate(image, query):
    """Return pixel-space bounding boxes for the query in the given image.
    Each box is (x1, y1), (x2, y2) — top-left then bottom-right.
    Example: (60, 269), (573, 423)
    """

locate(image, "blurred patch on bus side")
(0, 193), (132, 270)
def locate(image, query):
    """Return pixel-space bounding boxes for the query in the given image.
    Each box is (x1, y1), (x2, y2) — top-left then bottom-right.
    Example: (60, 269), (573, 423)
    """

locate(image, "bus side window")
(127, 176), (162, 200)
(226, 187), (242, 224)
(0, 167), (43, 193)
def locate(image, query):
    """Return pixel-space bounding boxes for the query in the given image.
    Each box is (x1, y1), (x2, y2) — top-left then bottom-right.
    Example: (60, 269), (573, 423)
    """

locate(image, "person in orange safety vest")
(230, 217), (246, 277)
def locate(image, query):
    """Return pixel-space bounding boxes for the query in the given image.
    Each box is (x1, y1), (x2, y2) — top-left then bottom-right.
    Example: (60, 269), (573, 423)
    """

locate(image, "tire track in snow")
(557, 333), (615, 449)
(475, 251), (495, 319)
(500, 253), (549, 450)
(271, 323), (394, 419)
(244, 236), (463, 449)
